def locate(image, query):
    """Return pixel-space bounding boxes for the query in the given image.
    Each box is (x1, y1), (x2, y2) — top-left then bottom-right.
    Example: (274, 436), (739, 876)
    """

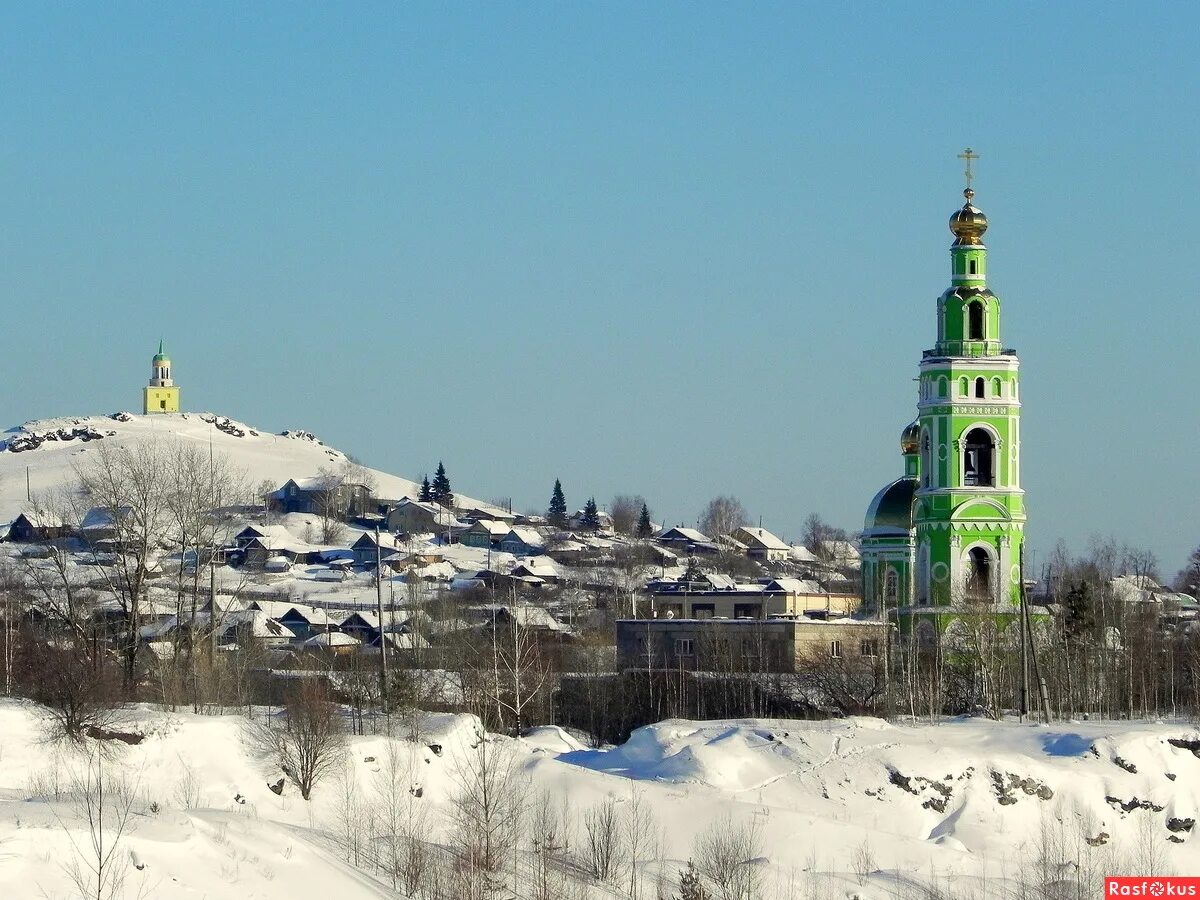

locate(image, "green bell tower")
(911, 151), (1026, 616)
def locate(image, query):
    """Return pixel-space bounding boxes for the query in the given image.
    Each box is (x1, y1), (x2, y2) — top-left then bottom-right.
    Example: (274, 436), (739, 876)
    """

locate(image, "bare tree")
(15, 635), (121, 742)
(610, 495), (647, 537)
(624, 786), (658, 900)
(698, 497), (748, 540)
(583, 795), (625, 885)
(692, 814), (764, 900)
(73, 439), (175, 692)
(447, 732), (525, 899)
(373, 740), (429, 896)
(527, 789), (572, 900)
(0, 558), (27, 696)
(258, 679), (346, 800)
(55, 746), (145, 900)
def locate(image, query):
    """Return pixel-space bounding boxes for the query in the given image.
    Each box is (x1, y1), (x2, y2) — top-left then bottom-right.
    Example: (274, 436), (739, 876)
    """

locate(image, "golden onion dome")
(949, 188), (988, 246)
(900, 419), (920, 455)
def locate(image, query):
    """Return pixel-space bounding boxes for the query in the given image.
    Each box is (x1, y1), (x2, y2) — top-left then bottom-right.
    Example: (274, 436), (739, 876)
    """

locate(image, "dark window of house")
(692, 603), (715, 619)
(861, 639), (880, 657)
(733, 603), (759, 619)
(674, 638), (694, 657)
(830, 640), (843, 659)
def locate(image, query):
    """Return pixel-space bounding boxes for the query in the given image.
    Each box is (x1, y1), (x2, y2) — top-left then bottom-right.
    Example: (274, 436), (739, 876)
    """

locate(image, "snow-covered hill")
(0, 701), (1195, 899)
(0, 412), (479, 522)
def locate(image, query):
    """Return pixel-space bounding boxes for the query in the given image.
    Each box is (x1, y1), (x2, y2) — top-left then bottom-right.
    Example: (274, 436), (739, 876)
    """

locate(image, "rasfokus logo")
(1106, 878), (1200, 897)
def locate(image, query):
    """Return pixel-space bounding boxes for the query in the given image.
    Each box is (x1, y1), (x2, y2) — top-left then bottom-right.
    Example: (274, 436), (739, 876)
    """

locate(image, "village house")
(231, 524), (319, 568)
(269, 475), (372, 518)
(6, 510), (73, 543)
(730, 526), (792, 562)
(499, 526), (546, 556)
(457, 506), (516, 525)
(351, 531), (403, 567)
(510, 556), (563, 585)
(247, 600), (334, 642)
(615, 615), (889, 673)
(386, 498), (468, 538)
(648, 576), (859, 619)
(655, 526), (719, 555)
(460, 519), (511, 550)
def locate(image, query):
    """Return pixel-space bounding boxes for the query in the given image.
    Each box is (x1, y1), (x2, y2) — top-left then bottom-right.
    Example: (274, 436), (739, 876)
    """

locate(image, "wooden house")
(8, 511), (73, 543)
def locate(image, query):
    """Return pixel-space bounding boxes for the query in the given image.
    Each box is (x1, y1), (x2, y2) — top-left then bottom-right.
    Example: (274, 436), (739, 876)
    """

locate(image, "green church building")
(862, 158), (1026, 639)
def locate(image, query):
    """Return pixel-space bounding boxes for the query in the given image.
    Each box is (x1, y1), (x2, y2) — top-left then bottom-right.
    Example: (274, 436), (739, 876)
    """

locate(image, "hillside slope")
(0, 412), (482, 522)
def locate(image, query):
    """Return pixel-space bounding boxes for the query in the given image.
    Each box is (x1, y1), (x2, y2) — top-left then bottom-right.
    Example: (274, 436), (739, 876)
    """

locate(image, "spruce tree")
(431, 462), (453, 508)
(418, 475), (432, 503)
(548, 479), (567, 528)
(677, 862), (708, 900)
(581, 497), (600, 531)
(637, 502), (653, 538)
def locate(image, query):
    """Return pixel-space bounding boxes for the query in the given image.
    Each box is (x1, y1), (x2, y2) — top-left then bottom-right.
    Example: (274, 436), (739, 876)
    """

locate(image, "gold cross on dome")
(957, 147), (980, 190)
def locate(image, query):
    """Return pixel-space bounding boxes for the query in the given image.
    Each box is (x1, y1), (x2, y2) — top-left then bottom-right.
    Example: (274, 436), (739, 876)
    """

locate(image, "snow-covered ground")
(1, 701), (1195, 898)
(0, 412), (487, 524)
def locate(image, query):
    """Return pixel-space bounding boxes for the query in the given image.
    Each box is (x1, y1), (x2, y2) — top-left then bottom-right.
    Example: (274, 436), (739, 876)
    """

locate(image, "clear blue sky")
(2, 3), (1197, 576)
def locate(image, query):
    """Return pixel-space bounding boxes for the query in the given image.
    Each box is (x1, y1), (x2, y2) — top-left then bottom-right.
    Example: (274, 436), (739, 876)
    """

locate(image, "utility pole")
(375, 525), (389, 714)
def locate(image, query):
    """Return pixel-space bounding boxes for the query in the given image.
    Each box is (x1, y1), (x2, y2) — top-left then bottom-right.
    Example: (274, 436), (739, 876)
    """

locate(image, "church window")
(967, 301), (985, 340)
(974, 377), (985, 398)
(969, 259), (977, 275)
(920, 432), (931, 488)
(937, 376), (948, 398)
(958, 376), (968, 397)
(992, 377), (1002, 397)
(884, 568), (898, 603)
(915, 620), (935, 650)
(965, 547), (992, 600)
(963, 428), (995, 487)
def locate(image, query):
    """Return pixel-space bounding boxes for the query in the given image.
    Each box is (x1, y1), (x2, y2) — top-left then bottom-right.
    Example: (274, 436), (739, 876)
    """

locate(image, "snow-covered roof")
(468, 519), (512, 537)
(480, 603), (567, 631)
(249, 599), (333, 626)
(790, 544), (820, 563)
(764, 577), (825, 594)
(732, 526), (790, 551)
(352, 531), (402, 552)
(510, 556), (561, 579)
(303, 631), (360, 648)
(657, 526), (710, 543)
(503, 526), (545, 548)
(820, 539), (861, 560)
(11, 509), (71, 529)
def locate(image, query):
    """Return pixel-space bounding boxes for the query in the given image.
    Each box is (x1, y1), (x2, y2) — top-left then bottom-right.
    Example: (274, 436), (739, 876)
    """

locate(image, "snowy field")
(0, 700), (1196, 898)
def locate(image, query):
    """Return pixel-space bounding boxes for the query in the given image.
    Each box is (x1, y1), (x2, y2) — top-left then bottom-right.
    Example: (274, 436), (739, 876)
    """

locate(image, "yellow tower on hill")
(143, 340), (181, 414)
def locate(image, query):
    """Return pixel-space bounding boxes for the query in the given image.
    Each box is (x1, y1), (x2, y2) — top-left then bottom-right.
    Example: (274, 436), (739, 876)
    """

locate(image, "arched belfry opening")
(967, 300), (985, 340)
(965, 546), (992, 600)
(974, 377), (985, 398)
(963, 428), (995, 486)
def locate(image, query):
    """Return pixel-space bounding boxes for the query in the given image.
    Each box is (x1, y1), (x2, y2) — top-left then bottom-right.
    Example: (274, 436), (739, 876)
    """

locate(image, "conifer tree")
(581, 497), (600, 531)
(418, 475), (432, 503)
(677, 861), (708, 900)
(637, 502), (653, 538)
(547, 479), (567, 528)
(431, 462), (453, 508)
